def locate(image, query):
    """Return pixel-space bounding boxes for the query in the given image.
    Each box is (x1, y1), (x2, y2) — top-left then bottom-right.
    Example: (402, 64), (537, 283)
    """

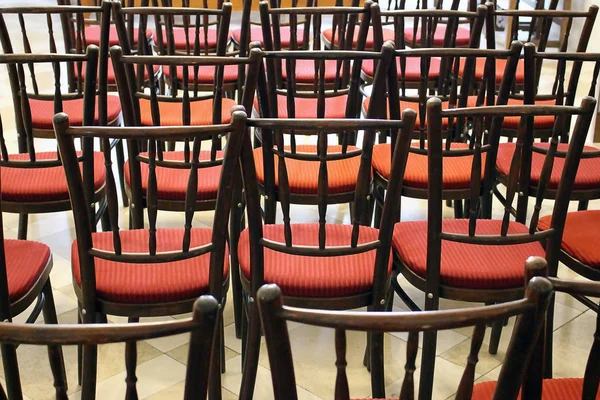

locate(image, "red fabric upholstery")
(280, 59), (342, 83)
(404, 25), (471, 47)
(471, 378), (600, 400)
(362, 57), (441, 81)
(238, 223), (391, 297)
(138, 98), (236, 126)
(230, 26), (305, 47)
(469, 97), (557, 129)
(155, 27), (218, 50)
(393, 219), (545, 289)
(496, 143), (600, 190)
(75, 61), (159, 85)
(85, 25), (150, 47)
(162, 65), (238, 83)
(29, 95), (122, 130)
(539, 210), (600, 268)
(253, 145), (361, 195)
(321, 27), (395, 49)
(4, 240), (50, 301)
(372, 142), (485, 189)
(255, 94), (349, 118)
(458, 57), (525, 84)
(72, 228), (229, 303)
(124, 150), (223, 201)
(1, 152), (106, 203)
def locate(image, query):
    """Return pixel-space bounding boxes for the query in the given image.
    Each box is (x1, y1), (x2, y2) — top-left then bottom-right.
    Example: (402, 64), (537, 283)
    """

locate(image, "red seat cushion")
(231, 26), (305, 47)
(238, 223), (390, 297)
(29, 95), (122, 130)
(393, 219), (545, 289)
(155, 27), (219, 50)
(253, 145), (361, 195)
(459, 57), (525, 85)
(255, 94), (349, 119)
(470, 97), (557, 129)
(5, 240), (51, 301)
(322, 27), (395, 49)
(71, 228), (229, 303)
(75, 61), (159, 85)
(404, 25), (471, 47)
(538, 210), (600, 268)
(85, 25), (150, 47)
(1, 152), (106, 203)
(162, 65), (238, 83)
(471, 378), (599, 400)
(124, 151), (223, 201)
(372, 142), (485, 189)
(280, 59), (342, 83)
(496, 143), (600, 190)
(362, 57), (441, 81)
(138, 98), (236, 126)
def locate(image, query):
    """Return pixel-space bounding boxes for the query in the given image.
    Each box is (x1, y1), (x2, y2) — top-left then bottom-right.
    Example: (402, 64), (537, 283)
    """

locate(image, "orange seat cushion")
(253, 145), (361, 195)
(231, 26), (305, 47)
(496, 143), (600, 190)
(280, 59), (342, 84)
(29, 95), (122, 130)
(138, 98), (236, 126)
(155, 27), (219, 50)
(393, 219), (545, 289)
(5, 240), (51, 301)
(255, 94), (349, 119)
(124, 150), (223, 201)
(322, 27), (395, 49)
(404, 25), (471, 47)
(162, 64), (238, 83)
(1, 152), (106, 203)
(459, 57), (525, 85)
(72, 228), (229, 304)
(362, 57), (441, 81)
(471, 378), (599, 400)
(85, 25), (150, 47)
(238, 223), (390, 297)
(470, 97), (557, 130)
(538, 210), (600, 268)
(75, 61), (159, 85)
(372, 142), (485, 189)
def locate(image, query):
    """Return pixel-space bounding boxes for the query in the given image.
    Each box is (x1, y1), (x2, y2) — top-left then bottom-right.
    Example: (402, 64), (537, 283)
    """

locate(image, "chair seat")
(75, 61), (159, 85)
(124, 151), (223, 201)
(253, 145), (361, 195)
(280, 59), (342, 84)
(230, 26), (305, 47)
(71, 228), (229, 304)
(483, 98), (557, 130)
(254, 94), (349, 118)
(162, 65), (238, 83)
(362, 96), (461, 127)
(458, 57), (525, 84)
(138, 98), (237, 126)
(362, 57), (441, 81)
(393, 219), (545, 289)
(539, 210), (600, 268)
(404, 25), (471, 47)
(496, 143), (600, 190)
(1, 152), (106, 203)
(29, 95), (122, 130)
(238, 223), (390, 297)
(155, 27), (220, 50)
(321, 26), (395, 49)
(85, 25), (151, 47)
(372, 142), (485, 190)
(471, 378), (599, 400)
(5, 240), (51, 301)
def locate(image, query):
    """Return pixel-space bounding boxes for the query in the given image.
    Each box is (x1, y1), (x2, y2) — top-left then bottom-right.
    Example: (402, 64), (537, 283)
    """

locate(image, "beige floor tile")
(49, 254), (74, 290)
(440, 338), (504, 377)
(552, 309), (596, 378)
(167, 343), (238, 366)
(390, 328), (469, 356)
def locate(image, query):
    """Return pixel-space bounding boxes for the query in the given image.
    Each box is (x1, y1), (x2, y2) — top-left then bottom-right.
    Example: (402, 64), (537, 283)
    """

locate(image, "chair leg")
(209, 314), (223, 400)
(453, 200), (463, 219)
(100, 207), (111, 232)
(230, 192), (244, 340)
(17, 214), (28, 240)
(241, 293), (248, 368)
(125, 317), (139, 400)
(77, 308), (83, 386)
(263, 195), (277, 225)
(418, 330), (438, 400)
(42, 280), (68, 397)
(370, 331), (385, 398)
(578, 200), (589, 211)
(115, 140), (129, 208)
(489, 319), (503, 355)
(544, 296), (555, 378)
(81, 343), (98, 399)
(239, 298), (262, 400)
(1, 343), (23, 400)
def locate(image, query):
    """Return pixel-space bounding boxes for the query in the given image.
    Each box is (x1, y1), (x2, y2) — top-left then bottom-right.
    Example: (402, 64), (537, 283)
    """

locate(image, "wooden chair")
(237, 42), (417, 398)
(0, 294), (220, 399)
(54, 47), (249, 396)
(384, 96), (596, 400)
(257, 276), (552, 399)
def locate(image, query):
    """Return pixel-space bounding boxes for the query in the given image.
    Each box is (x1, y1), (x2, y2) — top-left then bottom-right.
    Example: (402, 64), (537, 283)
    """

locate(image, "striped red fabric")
(74, 61), (159, 85)
(84, 25), (151, 47)
(496, 143), (600, 190)
(538, 210), (600, 268)
(362, 57), (442, 80)
(471, 378), (600, 399)
(255, 94), (349, 119)
(281, 59), (343, 83)
(472, 97), (557, 129)
(321, 26), (395, 49)
(28, 95), (122, 129)
(1, 151), (106, 203)
(230, 26), (305, 47)
(71, 228), (229, 303)
(155, 26), (218, 50)
(162, 65), (239, 83)
(238, 223), (391, 297)
(393, 219), (546, 289)
(404, 25), (471, 47)
(458, 57), (525, 84)
(253, 145), (361, 195)
(372, 142), (486, 189)
(124, 150), (223, 201)
(4, 239), (50, 301)
(138, 97), (236, 126)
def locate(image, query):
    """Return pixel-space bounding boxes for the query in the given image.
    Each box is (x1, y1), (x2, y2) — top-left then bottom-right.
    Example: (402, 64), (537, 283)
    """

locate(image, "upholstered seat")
(362, 97), (459, 128)
(84, 25), (151, 47)
(238, 223), (390, 297)
(255, 94), (349, 119)
(137, 98), (237, 126)
(28, 95), (122, 129)
(230, 26), (305, 47)
(281, 59), (343, 83)
(0, 152), (106, 203)
(458, 57), (526, 84)
(71, 228), (229, 303)
(162, 64), (238, 83)
(5, 240), (51, 300)
(322, 26), (395, 49)
(75, 61), (159, 85)
(155, 26), (218, 50)
(471, 378), (599, 400)
(362, 57), (442, 80)
(403, 25), (471, 47)
(482, 98), (558, 129)
(253, 145), (361, 195)
(393, 219), (545, 289)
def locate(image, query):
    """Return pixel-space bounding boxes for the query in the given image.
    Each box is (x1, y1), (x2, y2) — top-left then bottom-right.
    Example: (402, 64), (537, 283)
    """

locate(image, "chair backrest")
(0, 294), (220, 400)
(257, 278), (553, 400)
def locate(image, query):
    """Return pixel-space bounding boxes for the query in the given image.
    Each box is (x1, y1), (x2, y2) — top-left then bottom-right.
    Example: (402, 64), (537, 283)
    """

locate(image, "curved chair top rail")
(0, 5), (101, 13)
(261, 49), (383, 60)
(118, 3), (232, 15)
(379, 7), (481, 17)
(260, 4), (368, 15)
(493, 6), (599, 17)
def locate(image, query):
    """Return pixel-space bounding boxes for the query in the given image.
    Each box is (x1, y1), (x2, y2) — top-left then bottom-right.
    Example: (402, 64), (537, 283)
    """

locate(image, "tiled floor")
(0, 1), (599, 399)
